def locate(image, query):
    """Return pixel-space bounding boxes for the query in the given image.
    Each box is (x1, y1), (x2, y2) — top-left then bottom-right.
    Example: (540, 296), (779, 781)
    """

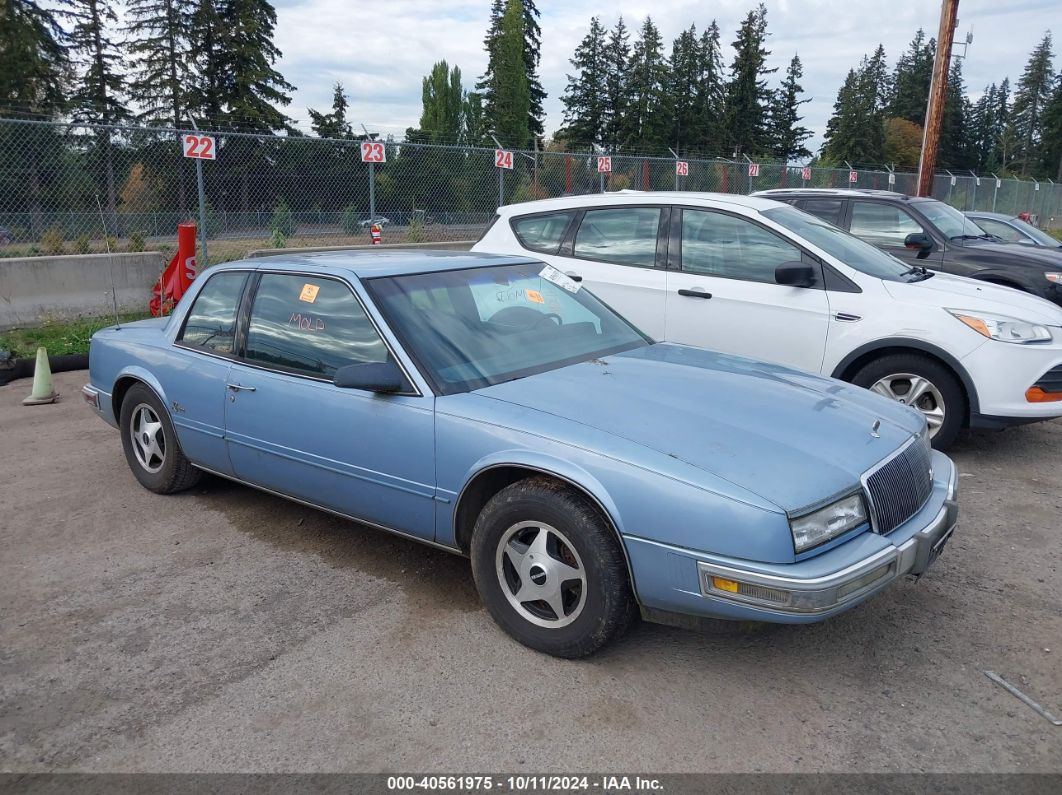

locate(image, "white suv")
(473, 192), (1062, 448)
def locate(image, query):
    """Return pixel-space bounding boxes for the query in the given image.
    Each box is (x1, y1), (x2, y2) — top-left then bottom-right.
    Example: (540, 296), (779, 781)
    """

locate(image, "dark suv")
(754, 189), (1062, 306)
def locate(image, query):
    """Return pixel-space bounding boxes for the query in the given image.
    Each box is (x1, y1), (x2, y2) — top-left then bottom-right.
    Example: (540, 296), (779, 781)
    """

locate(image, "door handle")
(564, 272), (583, 282)
(677, 288), (712, 299)
(226, 383), (256, 392)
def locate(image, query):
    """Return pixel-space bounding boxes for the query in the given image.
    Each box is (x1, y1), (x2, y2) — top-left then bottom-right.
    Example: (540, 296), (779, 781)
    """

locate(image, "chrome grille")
(863, 434), (934, 535)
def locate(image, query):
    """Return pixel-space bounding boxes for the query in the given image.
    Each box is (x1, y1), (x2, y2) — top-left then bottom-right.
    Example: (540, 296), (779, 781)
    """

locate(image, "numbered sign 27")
(597, 156), (612, 174)
(495, 150), (514, 169)
(360, 141), (386, 163)
(182, 134), (215, 160)
(675, 161), (689, 176)
(747, 163), (760, 177)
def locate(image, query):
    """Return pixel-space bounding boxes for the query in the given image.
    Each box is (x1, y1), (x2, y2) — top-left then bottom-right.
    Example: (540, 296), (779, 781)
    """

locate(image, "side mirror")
(333, 361), (407, 393)
(904, 232), (935, 253)
(775, 261), (816, 288)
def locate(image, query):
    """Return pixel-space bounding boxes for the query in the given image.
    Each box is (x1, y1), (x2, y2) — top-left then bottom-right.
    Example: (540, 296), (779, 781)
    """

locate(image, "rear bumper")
(626, 453), (958, 624)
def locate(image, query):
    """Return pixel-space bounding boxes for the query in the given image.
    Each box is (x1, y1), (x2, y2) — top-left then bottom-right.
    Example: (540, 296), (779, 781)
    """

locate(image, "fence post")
(196, 157), (209, 269)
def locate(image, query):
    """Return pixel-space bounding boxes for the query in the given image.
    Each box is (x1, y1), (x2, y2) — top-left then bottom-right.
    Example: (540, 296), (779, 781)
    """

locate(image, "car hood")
(883, 272), (1062, 325)
(958, 237), (1062, 266)
(474, 343), (924, 513)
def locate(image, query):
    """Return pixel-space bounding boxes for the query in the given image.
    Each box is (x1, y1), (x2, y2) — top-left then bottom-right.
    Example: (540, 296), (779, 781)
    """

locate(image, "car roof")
(752, 188), (929, 201)
(494, 191), (784, 214)
(964, 210), (1012, 220)
(215, 250), (540, 279)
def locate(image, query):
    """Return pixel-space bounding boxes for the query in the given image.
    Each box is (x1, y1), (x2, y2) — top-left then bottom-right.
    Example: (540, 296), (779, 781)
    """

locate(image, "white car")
(473, 192), (1062, 449)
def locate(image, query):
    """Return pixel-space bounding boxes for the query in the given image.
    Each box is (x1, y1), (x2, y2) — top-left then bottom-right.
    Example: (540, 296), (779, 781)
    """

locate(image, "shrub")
(340, 203), (361, 235)
(41, 225), (65, 255)
(270, 227), (287, 249)
(270, 196), (296, 237)
(406, 215), (425, 243)
(74, 234), (91, 254)
(127, 232), (145, 252)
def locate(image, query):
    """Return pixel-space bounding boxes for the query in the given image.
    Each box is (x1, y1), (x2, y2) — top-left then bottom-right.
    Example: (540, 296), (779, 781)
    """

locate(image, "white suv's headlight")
(946, 309), (1051, 343)
(791, 493), (868, 553)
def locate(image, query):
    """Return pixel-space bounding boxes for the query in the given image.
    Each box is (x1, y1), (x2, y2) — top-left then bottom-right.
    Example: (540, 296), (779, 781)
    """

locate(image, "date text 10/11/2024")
(386, 776), (664, 792)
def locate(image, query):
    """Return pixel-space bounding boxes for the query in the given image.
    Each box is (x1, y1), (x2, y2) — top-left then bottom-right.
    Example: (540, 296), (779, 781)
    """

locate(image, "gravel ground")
(0, 370), (1059, 773)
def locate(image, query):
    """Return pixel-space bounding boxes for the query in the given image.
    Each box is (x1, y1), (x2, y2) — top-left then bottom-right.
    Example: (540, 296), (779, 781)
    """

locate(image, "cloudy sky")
(272, 0), (1057, 152)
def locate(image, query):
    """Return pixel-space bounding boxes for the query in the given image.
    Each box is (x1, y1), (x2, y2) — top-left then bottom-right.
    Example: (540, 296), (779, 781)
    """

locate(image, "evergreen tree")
(488, 0), (530, 147)
(0, 0), (69, 114)
(560, 17), (608, 146)
(888, 29), (935, 124)
(418, 61), (463, 143)
(478, 0), (545, 138)
(1011, 32), (1055, 175)
(602, 17), (630, 150)
(125, 0), (195, 128)
(939, 58), (971, 169)
(623, 17), (670, 151)
(969, 84), (997, 169)
(667, 25), (701, 153)
(308, 82), (353, 139)
(821, 46), (889, 165)
(768, 55), (812, 162)
(693, 21), (725, 154)
(723, 3), (777, 157)
(1039, 73), (1062, 180)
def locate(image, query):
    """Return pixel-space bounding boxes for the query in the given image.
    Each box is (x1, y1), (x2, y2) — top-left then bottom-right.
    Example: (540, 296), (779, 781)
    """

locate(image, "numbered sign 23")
(360, 141), (386, 163)
(597, 156), (612, 173)
(495, 150), (514, 169)
(675, 161), (689, 176)
(182, 134), (215, 160)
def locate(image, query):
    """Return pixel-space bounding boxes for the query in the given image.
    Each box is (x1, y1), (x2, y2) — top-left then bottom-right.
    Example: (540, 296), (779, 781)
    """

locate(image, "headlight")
(1046, 273), (1062, 284)
(946, 309), (1051, 343)
(790, 493), (868, 553)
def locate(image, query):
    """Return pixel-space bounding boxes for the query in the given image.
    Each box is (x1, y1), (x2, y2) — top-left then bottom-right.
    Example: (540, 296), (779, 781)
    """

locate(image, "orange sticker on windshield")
(299, 283), (320, 303)
(526, 289), (545, 304)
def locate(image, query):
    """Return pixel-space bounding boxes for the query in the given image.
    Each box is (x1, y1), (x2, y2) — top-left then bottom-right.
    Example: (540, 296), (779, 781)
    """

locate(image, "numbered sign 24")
(360, 141), (386, 163)
(747, 163), (760, 177)
(182, 134), (215, 160)
(675, 161), (689, 176)
(495, 150), (514, 169)
(597, 156), (612, 174)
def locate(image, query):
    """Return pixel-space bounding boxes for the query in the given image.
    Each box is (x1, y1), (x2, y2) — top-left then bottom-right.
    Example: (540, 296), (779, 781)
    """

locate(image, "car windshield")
(1006, 216), (1060, 247)
(917, 200), (988, 239)
(761, 206), (919, 282)
(367, 263), (650, 394)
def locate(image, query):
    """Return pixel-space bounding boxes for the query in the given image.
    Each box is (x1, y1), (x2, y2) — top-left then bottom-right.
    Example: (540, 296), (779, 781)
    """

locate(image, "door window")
(798, 198), (845, 227)
(680, 209), (802, 284)
(244, 274), (388, 379)
(573, 207), (661, 267)
(511, 212), (576, 254)
(178, 271), (248, 354)
(975, 218), (1024, 243)
(849, 202), (924, 246)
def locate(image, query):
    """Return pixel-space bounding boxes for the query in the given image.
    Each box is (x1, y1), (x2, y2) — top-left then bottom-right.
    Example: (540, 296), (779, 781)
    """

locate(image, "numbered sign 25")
(495, 149), (514, 169)
(675, 161), (689, 176)
(360, 141), (386, 163)
(597, 156), (612, 174)
(182, 134), (215, 160)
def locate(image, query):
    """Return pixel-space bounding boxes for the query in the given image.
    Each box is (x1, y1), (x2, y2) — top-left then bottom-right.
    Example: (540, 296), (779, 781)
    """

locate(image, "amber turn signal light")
(1026, 387), (1062, 403)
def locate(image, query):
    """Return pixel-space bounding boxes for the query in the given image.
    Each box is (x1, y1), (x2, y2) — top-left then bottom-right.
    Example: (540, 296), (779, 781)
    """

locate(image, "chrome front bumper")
(695, 465), (959, 616)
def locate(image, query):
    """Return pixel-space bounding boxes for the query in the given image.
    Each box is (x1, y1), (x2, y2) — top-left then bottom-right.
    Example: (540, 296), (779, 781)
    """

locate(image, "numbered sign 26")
(360, 141), (386, 163)
(848, 170), (858, 183)
(597, 156), (612, 174)
(495, 150), (514, 169)
(182, 134), (215, 160)
(675, 161), (689, 176)
(747, 163), (760, 177)
(801, 167), (812, 181)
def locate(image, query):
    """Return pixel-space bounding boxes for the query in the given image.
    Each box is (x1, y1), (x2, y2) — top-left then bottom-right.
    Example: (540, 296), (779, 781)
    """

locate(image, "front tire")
(470, 478), (637, 658)
(119, 383), (201, 494)
(850, 353), (965, 450)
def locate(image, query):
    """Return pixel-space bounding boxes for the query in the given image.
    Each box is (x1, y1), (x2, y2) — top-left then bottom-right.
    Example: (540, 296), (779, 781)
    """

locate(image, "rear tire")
(119, 383), (201, 494)
(470, 477), (637, 658)
(850, 353), (965, 450)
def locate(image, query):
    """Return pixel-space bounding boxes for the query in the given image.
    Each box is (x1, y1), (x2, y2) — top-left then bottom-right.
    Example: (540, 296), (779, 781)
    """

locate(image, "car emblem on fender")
(871, 419), (881, 438)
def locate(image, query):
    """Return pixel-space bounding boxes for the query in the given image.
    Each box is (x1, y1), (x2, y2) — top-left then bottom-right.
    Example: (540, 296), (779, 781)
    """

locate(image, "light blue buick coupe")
(84, 251), (958, 657)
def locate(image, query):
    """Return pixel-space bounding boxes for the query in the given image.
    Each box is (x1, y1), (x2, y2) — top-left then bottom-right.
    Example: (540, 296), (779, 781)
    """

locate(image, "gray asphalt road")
(1, 370), (1059, 773)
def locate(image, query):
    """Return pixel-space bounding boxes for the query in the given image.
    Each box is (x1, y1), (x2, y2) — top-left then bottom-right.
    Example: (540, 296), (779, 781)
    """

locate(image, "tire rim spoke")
(495, 521), (588, 629)
(869, 373), (946, 439)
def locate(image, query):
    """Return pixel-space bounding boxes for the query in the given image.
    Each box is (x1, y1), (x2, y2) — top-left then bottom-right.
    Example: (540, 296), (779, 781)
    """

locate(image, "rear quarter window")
(510, 211), (577, 254)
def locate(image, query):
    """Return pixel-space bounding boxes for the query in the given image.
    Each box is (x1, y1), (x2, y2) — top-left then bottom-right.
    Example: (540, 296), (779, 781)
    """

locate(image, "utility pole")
(916, 0), (960, 197)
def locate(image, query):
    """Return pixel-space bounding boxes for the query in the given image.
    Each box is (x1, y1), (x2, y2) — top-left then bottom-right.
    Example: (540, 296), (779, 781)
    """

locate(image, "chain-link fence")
(1, 117), (1060, 264)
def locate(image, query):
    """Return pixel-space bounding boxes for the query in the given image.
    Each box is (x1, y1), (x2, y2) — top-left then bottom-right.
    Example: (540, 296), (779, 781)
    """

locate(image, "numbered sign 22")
(495, 150), (514, 169)
(182, 134), (215, 160)
(597, 156), (612, 174)
(801, 167), (812, 181)
(360, 141), (386, 163)
(675, 161), (688, 176)
(747, 163), (760, 177)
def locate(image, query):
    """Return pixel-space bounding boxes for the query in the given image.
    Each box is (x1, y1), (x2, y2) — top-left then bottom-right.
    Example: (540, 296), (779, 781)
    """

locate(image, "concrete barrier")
(0, 252), (165, 330)
(245, 240), (476, 258)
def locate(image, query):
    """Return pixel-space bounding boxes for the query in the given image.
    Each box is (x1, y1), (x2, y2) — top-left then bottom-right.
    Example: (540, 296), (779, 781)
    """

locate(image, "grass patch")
(0, 311), (154, 358)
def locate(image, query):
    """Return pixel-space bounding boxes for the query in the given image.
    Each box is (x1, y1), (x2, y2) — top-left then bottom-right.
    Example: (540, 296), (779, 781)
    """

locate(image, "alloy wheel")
(495, 521), (587, 628)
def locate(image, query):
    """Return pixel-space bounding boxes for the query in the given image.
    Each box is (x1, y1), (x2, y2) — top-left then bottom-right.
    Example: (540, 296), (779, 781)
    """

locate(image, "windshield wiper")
(901, 265), (934, 282)
(950, 234), (985, 241)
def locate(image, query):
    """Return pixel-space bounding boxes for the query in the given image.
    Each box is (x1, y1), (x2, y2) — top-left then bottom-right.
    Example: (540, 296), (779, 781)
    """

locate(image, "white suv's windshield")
(762, 206), (926, 282)
(368, 264), (650, 394)
(917, 200), (989, 240)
